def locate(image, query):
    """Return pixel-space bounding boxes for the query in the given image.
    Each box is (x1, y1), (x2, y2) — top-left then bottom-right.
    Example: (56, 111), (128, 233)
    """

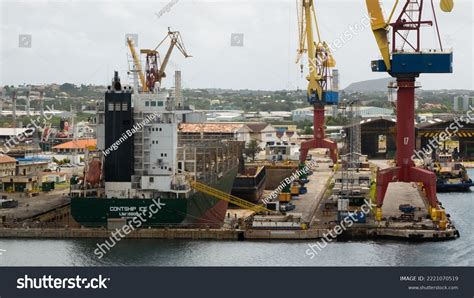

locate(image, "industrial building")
(343, 117), (397, 159)
(417, 116), (474, 160)
(344, 115), (474, 161)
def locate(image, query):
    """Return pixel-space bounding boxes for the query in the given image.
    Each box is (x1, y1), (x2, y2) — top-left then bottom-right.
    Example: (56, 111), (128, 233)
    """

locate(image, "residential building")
(1, 157), (49, 192)
(0, 155), (16, 178)
(52, 139), (97, 154)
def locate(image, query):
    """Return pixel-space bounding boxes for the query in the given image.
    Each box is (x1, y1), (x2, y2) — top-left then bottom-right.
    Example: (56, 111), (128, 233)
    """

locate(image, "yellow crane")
(127, 28), (191, 93)
(296, 0), (335, 103)
(141, 28), (192, 92)
(190, 180), (272, 213)
(127, 37), (147, 92)
(296, 0), (338, 164)
(152, 28), (192, 87)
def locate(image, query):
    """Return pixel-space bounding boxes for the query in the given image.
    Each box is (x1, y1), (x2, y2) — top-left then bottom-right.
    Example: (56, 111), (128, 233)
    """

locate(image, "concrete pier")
(288, 160), (333, 223)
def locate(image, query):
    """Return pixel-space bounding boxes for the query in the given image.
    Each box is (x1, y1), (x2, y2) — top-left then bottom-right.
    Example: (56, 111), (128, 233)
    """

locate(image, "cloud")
(0, 0), (472, 90)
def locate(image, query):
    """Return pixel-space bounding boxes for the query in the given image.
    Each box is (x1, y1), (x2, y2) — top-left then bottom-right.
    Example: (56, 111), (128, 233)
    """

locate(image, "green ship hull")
(71, 167), (238, 228)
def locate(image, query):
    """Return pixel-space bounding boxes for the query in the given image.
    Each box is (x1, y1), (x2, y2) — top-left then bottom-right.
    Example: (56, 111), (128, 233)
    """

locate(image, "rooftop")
(0, 155), (17, 164)
(53, 139), (97, 150)
(0, 128), (28, 137)
(179, 123), (247, 134)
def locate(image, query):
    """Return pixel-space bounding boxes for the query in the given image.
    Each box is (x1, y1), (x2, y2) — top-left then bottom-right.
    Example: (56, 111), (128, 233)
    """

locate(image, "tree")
(302, 126), (314, 135)
(244, 140), (263, 161)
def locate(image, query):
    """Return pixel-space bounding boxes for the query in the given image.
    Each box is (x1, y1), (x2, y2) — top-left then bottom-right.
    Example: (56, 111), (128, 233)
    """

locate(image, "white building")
(246, 123), (279, 150)
(454, 95), (474, 112)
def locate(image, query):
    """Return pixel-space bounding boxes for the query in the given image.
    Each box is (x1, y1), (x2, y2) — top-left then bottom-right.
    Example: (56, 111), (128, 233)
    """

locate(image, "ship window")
(161, 153), (163, 157)
(122, 103), (128, 111)
(159, 128), (162, 132)
(115, 103), (121, 111)
(151, 101), (157, 107)
(149, 177), (154, 183)
(108, 103), (114, 111)
(157, 101), (164, 107)
(145, 101), (150, 107)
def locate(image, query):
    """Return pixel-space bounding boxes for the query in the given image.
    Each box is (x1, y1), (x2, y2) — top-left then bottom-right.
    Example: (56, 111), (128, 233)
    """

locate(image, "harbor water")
(0, 170), (473, 267)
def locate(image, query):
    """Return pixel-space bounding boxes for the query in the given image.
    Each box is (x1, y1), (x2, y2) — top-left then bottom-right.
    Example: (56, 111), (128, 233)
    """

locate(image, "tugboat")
(428, 154), (474, 192)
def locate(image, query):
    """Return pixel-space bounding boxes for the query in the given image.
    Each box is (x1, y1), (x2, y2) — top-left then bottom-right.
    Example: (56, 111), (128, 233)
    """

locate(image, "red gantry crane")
(365, 0), (454, 220)
(296, 0), (339, 165)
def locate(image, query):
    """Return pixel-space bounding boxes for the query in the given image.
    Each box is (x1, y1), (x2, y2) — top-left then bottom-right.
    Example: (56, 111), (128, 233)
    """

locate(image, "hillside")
(344, 77), (393, 92)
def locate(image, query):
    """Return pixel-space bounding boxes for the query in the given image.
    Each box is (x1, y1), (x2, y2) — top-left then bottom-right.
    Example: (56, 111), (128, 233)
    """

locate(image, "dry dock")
(0, 158), (460, 241)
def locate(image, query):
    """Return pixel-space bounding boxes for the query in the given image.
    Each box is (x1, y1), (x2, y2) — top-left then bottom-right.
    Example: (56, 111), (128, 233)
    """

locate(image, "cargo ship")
(70, 67), (242, 228)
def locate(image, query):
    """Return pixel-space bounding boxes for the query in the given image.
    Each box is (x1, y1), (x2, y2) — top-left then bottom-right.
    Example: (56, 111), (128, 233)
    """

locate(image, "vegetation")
(244, 140), (263, 161)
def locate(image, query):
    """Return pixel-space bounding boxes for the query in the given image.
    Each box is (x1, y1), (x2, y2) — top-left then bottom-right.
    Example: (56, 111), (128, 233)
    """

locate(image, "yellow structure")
(190, 180), (272, 213)
(296, 0), (336, 101)
(126, 37), (147, 92)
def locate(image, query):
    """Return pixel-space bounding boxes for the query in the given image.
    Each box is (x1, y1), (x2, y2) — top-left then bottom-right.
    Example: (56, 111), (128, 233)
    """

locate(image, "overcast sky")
(0, 0), (472, 90)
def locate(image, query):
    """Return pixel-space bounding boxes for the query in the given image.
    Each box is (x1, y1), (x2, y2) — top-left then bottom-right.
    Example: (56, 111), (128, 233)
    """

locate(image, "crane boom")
(155, 29), (192, 86)
(365, 0), (393, 71)
(190, 180), (272, 213)
(127, 37), (147, 92)
(297, 0), (325, 101)
(296, 0), (338, 164)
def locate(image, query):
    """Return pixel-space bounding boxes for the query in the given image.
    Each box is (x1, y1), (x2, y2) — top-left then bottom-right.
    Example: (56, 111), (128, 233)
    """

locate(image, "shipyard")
(0, 0), (473, 270)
